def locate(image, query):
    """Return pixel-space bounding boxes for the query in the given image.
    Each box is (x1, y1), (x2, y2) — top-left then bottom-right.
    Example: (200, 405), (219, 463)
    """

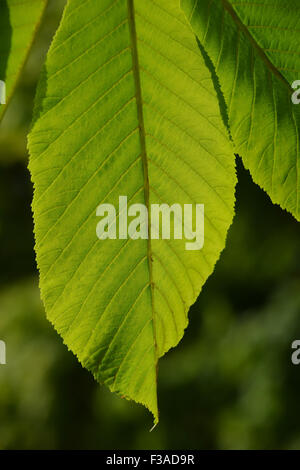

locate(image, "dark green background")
(0, 0), (300, 450)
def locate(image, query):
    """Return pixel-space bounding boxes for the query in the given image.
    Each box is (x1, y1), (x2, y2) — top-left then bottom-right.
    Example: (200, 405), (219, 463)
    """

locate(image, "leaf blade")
(0, 0), (48, 121)
(182, 0), (300, 220)
(28, 0), (236, 421)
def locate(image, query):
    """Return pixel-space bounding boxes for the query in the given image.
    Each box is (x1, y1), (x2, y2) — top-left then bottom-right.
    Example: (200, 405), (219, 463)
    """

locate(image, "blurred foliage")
(0, 0), (299, 450)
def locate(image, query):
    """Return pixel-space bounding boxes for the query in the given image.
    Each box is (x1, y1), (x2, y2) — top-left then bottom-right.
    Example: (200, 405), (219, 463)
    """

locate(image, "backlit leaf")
(0, 0), (48, 121)
(182, 0), (300, 220)
(28, 0), (236, 422)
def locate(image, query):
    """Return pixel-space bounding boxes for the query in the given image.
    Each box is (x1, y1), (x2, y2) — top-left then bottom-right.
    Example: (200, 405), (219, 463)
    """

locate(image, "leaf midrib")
(222, 0), (291, 91)
(127, 0), (158, 358)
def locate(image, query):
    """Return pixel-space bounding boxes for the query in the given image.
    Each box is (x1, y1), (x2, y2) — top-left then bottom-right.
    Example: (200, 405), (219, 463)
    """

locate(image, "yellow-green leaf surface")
(0, 0), (48, 121)
(28, 0), (236, 422)
(182, 0), (300, 220)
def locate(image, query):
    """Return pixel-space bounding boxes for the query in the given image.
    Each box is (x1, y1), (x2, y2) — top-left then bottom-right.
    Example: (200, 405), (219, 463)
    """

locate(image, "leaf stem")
(127, 1), (158, 365)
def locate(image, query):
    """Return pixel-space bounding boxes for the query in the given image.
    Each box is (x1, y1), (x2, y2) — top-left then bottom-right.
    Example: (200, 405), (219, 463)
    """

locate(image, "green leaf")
(0, 0), (48, 121)
(28, 0), (236, 422)
(182, 0), (300, 221)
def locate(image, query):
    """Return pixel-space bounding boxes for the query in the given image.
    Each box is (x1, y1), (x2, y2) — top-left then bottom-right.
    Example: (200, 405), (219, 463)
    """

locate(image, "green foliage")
(182, 0), (300, 220)
(0, 0), (48, 121)
(28, 0), (236, 422)
(1, 159), (299, 449)
(0, 0), (299, 424)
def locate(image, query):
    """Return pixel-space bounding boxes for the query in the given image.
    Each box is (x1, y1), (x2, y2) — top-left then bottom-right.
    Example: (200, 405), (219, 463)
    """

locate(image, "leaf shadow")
(196, 37), (232, 142)
(30, 63), (49, 130)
